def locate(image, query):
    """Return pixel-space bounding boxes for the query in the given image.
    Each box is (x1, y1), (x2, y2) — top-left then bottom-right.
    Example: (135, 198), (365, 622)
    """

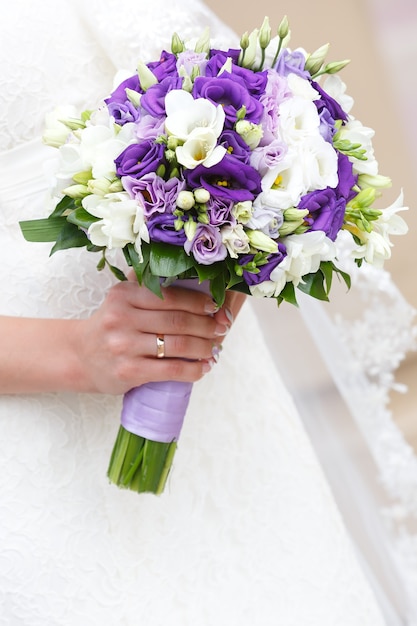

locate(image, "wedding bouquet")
(20, 17), (408, 494)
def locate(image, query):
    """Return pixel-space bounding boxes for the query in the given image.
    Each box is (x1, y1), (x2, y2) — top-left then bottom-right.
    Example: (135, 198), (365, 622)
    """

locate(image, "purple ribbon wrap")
(121, 380), (193, 442)
(120, 279), (210, 443)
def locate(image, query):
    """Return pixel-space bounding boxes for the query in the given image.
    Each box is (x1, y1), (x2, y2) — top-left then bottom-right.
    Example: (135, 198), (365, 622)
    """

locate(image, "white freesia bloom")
(85, 192), (149, 259)
(165, 89), (226, 168)
(58, 109), (135, 180)
(336, 118), (378, 176)
(43, 105), (79, 148)
(299, 135), (338, 191)
(352, 192), (409, 267)
(221, 224), (251, 258)
(278, 95), (321, 144)
(322, 75), (354, 114)
(270, 231), (336, 290)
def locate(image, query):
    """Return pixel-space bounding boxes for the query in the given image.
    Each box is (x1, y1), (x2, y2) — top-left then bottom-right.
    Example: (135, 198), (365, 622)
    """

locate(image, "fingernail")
(214, 323), (229, 337)
(212, 344), (223, 362)
(202, 359), (215, 374)
(225, 308), (234, 324)
(204, 299), (220, 314)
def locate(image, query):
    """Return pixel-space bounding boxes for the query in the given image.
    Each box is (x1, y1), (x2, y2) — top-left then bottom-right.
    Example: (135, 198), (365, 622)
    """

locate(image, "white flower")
(249, 280), (279, 298)
(164, 90), (226, 168)
(322, 75), (354, 114)
(43, 105), (79, 148)
(221, 224), (251, 258)
(278, 95), (321, 144)
(58, 108), (135, 180)
(85, 192), (149, 260)
(271, 231), (336, 287)
(352, 192), (409, 267)
(287, 73), (319, 101)
(337, 118), (378, 176)
(232, 200), (253, 224)
(235, 120), (263, 149)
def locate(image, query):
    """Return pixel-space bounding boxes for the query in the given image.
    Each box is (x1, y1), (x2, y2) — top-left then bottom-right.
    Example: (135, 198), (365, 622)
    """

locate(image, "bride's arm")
(0, 282), (245, 395)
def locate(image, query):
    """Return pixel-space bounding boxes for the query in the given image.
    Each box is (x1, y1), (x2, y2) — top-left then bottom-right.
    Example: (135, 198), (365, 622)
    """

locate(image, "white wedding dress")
(0, 1), (401, 624)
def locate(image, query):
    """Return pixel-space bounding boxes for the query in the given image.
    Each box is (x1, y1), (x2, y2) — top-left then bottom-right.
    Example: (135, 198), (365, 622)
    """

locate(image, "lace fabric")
(0, 0), (413, 624)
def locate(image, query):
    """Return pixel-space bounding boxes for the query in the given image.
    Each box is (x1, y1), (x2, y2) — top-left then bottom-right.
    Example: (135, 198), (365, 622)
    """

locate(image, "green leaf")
(320, 261), (334, 293)
(67, 207), (99, 229)
(108, 264), (128, 281)
(143, 264), (163, 299)
(49, 195), (77, 218)
(195, 261), (224, 282)
(298, 271), (329, 301)
(209, 272), (227, 307)
(277, 282), (298, 307)
(127, 243), (148, 284)
(50, 221), (89, 255)
(19, 217), (67, 242)
(149, 242), (194, 277)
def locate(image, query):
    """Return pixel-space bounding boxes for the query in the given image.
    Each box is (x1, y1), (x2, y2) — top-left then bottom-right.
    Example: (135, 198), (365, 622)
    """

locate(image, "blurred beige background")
(205, 0), (417, 444)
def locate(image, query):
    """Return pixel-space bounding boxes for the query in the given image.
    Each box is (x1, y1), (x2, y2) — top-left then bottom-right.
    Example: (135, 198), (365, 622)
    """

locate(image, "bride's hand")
(72, 280), (244, 394)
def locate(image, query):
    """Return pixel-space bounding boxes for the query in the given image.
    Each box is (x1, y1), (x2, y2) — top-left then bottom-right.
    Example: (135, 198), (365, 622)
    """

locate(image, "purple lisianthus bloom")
(147, 51), (178, 81)
(218, 130), (251, 164)
(274, 50), (310, 79)
(104, 75), (142, 125)
(250, 139), (287, 178)
(185, 153), (262, 202)
(184, 223), (227, 265)
(318, 107), (337, 143)
(176, 50), (208, 77)
(122, 173), (185, 217)
(192, 75), (264, 126)
(206, 196), (235, 227)
(259, 71), (291, 145)
(298, 188), (346, 241)
(107, 101), (141, 125)
(239, 245), (286, 285)
(147, 212), (187, 246)
(115, 140), (165, 179)
(206, 49), (268, 97)
(141, 76), (183, 117)
(335, 152), (357, 200)
(134, 114), (166, 142)
(312, 80), (348, 122)
(247, 204), (284, 238)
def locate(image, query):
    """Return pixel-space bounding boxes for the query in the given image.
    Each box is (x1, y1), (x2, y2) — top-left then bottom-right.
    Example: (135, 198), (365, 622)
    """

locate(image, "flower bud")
(232, 200), (253, 224)
(218, 57), (233, 76)
(235, 120), (263, 149)
(171, 32), (185, 55)
(259, 16), (271, 50)
(194, 188), (210, 203)
(304, 43), (330, 76)
(278, 15), (289, 39)
(73, 170), (93, 185)
(176, 190), (195, 210)
(125, 88), (141, 108)
(283, 208), (309, 221)
(184, 218), (197, 240)
(239, 29), (258, 68)
(240, 31), (249, 51)
(137, 60), (158, 91)
(246, 229), (278, 253)
(358, 173), (392, 189)
(62, 184), (89, 199)
(194, 27), (210, 55)
(87, 178), (111, 196)
(322, 59), (350, 75)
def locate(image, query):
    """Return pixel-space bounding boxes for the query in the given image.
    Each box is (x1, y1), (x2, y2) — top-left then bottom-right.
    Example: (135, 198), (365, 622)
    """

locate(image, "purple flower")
(335, 152), (357, 200)
(274, 50), (310, 79)
(192, 75), (264, 126)
(298, 188), (346, 241)
(134, 115), (166, 142)
(177, 50), (208, 77)
(259, 71), (291, 145)
(218, 130), (251, 164)
(115, 140), (165, 179)
(147, 212), (187, 246)
(206, 49), (268, 96)
(107, 101), (141, 125)
(318, 107), (337, 143)
(239, 246), (286, 285)
(184, 223), (227, 265)
(185, 153), (262, 203)
(147, 51), (178, 81)
(206, 196), (235, 227)
(140, 76), (183, 117)
(122, 173), (185, 217)
(250, 139), (287, 178)
(312, 81), (348, 122)
(104, 75), (142, 126)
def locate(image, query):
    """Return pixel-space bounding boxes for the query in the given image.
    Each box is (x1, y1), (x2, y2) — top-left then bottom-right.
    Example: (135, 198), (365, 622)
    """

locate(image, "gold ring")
(156, 334), (165, 359)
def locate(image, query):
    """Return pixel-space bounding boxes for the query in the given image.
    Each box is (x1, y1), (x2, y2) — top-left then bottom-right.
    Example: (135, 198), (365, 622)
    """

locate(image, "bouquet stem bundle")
(107, 426), (176, 494)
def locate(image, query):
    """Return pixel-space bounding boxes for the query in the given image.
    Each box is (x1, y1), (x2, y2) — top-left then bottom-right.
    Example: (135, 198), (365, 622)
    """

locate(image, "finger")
(126, 308), (229, 341)
(139, 356), (215, 384)
(144, 332), (220, 361)
(123, 281), (219, 316)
